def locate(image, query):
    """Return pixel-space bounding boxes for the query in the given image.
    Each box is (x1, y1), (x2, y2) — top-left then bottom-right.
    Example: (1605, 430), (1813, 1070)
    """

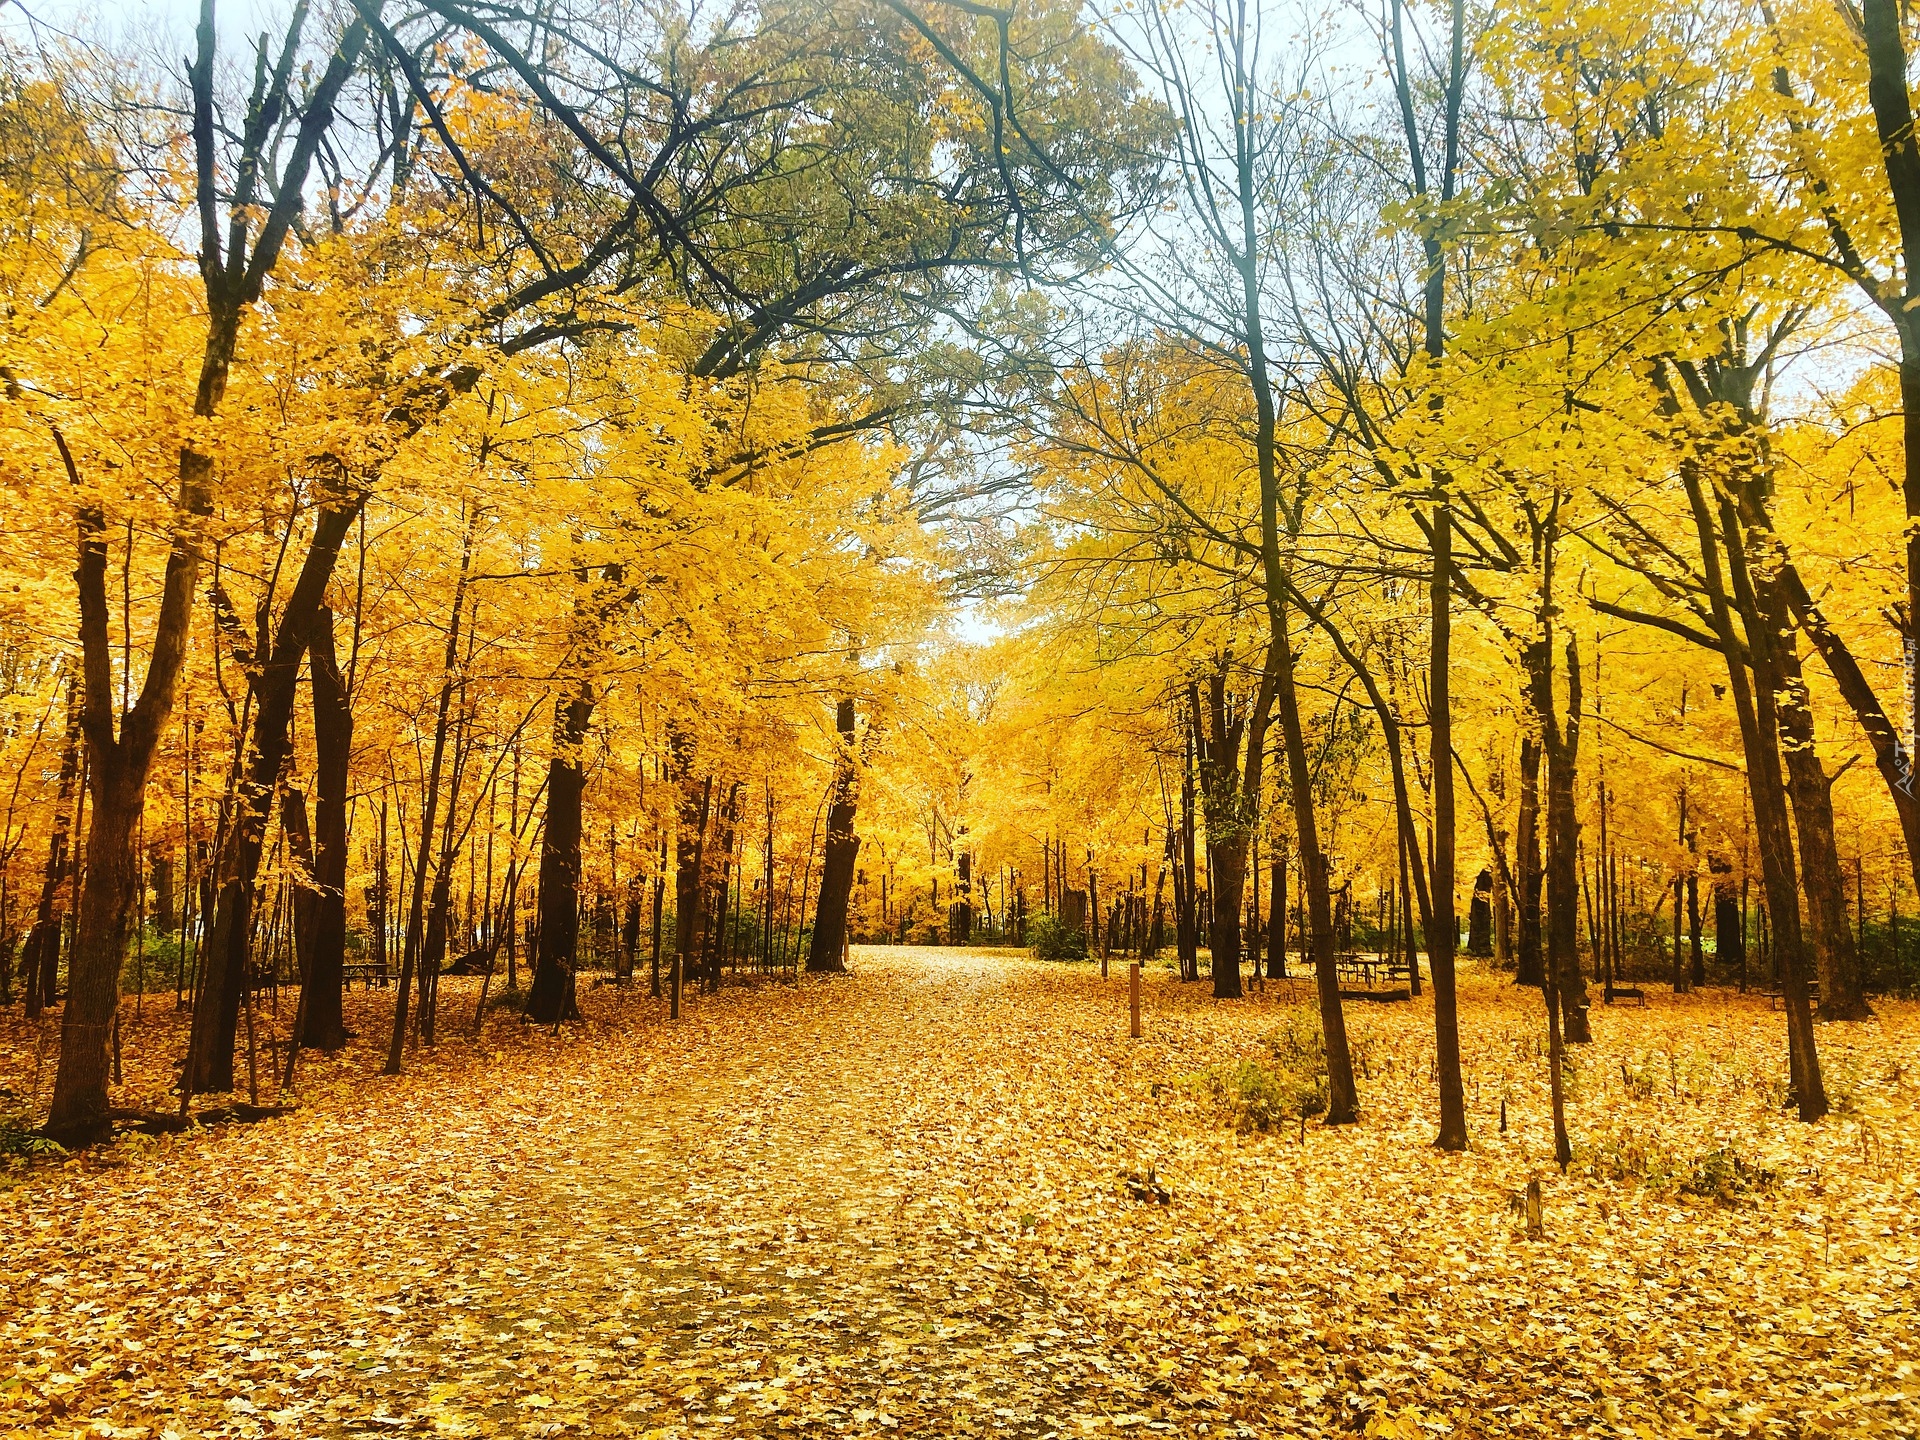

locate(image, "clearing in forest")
(3, 947), (1916, 1439)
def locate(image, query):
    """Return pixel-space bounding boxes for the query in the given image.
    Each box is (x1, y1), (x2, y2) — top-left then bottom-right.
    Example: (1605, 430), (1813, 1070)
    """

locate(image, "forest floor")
(2, 948), (1917, 1440)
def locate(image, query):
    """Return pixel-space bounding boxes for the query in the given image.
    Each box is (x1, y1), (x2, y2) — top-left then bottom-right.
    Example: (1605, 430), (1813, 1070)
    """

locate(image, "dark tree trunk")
(384, 529), (473, 1074)
(673, 766), (712, 1007)
(1269, 597), (1358, 1124)
(1679, 455), (1825, 1118)
(808, 698), (860, 973)
(953, 849), (973, 945)
(1426, 504), (1468, 1146)
(1543, 636), (1588, 1045)
(1687, 872), (1705, 988)
(187, 502), (365, 1094)
(22, 679), (81, 1019)
(705, 782), (741, 989)
(303, 605), (351, 1050)
(1712, 859), (1742, 975)
(281, 787), (320, 1016)
(1177, 725), (1199, 981)
(1266, 853), (1286, 979)
(1765, 600), (1870, 1020)
(151, 849), (176, 934)
(526, 683), (592, 1025)
(1514, 728), (1545, 987)
(1191, 659), (1275, 1001)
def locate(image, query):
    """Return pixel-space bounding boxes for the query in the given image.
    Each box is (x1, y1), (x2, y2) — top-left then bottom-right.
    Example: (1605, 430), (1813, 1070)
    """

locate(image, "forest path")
(5, 947), (1919, 1440)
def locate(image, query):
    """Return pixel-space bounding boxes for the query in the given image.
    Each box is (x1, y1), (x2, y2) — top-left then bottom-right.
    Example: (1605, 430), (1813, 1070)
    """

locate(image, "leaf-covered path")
(5, 948), (1917, 1438)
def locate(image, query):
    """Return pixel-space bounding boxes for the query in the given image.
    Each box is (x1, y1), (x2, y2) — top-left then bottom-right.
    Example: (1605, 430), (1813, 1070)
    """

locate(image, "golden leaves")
(5, 948), (1918, 1437)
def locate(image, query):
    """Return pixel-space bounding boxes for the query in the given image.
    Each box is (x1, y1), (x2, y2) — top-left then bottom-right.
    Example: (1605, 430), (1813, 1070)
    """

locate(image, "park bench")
(1603, 982), (1647, 1006)
(342, 960), (389, 989)
(1767, 980), (1820, 1011)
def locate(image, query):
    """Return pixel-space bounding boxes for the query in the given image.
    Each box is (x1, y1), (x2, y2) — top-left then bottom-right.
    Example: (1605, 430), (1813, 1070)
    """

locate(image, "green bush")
(1679, 1147), (1776, 1204)
(1205, 1057), (1328, 1131)
(0, 1114), (64, 1161)
(1203, 1012), (1363, 1131)
(1027, 912), (1088, 962)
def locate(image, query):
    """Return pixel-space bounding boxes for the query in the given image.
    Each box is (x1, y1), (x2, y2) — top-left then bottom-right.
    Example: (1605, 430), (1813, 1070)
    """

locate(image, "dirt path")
(4, 948), (1917, 1439)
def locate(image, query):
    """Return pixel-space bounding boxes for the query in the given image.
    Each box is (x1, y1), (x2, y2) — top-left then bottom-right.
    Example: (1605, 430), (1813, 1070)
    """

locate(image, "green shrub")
(1203, 1011), (1367, 1132)
(1679, 1147), (1776, 1204)
(0, 1114), (64, 1161)
(1027, 912), (1088, 963)
(1205, 1057), (1328, 1131)
(1576, 1134), (1776, 1205)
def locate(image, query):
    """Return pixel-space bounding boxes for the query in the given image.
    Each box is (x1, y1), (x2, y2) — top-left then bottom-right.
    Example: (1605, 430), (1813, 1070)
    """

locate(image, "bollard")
(1129, 960), (1141, 1038)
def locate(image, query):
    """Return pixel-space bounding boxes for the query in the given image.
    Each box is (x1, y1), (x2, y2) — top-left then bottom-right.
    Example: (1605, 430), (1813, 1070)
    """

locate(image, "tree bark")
(302, 605), (351, 1049)
(1266, 852), (1286, 979)
(525, 681), (592, 1025)
(1679, 456), (1826, 1119)
(1761, 584), (1871, 1020)
(1514, 726), (1545, 988)
(22, 678), (80, 1019)
(1543, 636), (1587, 1046)
(808, 698), (860, 972)
(187, 503), (365, 1094)
(1427, 505), (1468, 1145)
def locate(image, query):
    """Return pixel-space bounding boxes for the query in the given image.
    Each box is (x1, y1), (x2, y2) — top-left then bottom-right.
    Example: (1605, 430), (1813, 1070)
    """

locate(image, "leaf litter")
(3, 948), (1917, 1438)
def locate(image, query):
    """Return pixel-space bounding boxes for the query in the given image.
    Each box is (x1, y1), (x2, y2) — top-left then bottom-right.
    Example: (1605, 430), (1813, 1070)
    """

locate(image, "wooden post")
(1129, 960), (1141, 1038)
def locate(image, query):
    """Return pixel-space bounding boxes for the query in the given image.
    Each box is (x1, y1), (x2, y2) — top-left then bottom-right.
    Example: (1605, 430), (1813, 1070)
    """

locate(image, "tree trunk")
(22, 679), (81, 1019)
(1270, 598), (1359, 1123)
(1680, 458), (1825, 1118)
(46, 12), (369, 1143)
(1427, 505), (1468, 1146)
(1543, 637), (1588, 1045)
(281, 787), (320, 1019)
(674, 765), (712, 1004)
(302, 606), (351, 1049)
(384, 528), (473, 1072)
(1176, 725), (1200, 981)
(808, 698), (860, 973)
(1712, 859), (1742, 976)
(1266, 852), (1287, 979)
(1765, 596), (1871, 1020)
(1514, 727), (1545, 987)
(526, 683), (592, 1025)
(186, 503), (366, 1093)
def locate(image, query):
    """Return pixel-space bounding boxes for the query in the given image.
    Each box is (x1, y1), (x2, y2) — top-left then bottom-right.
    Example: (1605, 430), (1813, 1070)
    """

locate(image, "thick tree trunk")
(302, 606), (351, 1050)
(808, 698), (860, 973)
(526, 685), (592, 1025)
(1208, 835), (1248, 997)
(187, 505), (364, 1092)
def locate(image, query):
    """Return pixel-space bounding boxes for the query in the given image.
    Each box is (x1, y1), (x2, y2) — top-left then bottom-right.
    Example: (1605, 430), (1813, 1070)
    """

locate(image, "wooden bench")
(1604, 984), (1647, 1007)
(342, 961), (390, 990)
(1768, 980), (1820, 1011)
